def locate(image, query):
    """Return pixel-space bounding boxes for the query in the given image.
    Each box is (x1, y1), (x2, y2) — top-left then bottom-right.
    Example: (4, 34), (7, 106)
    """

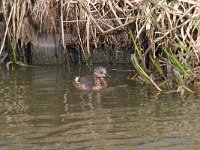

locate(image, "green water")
(0, 65), (199, 150)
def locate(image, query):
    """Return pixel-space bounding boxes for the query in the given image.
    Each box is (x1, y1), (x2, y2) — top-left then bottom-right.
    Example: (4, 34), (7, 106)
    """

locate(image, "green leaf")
(129, 30), (142, 60)
(132, 54), (162, 91)
(150, 56), (167, 80)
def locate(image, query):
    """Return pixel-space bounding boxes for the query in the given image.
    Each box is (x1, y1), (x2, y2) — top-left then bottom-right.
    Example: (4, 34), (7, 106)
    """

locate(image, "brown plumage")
(73, 66), (108, 91)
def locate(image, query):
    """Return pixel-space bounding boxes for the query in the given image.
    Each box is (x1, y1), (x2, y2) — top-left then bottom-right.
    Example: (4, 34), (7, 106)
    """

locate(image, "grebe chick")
(73, 66), (108, 91)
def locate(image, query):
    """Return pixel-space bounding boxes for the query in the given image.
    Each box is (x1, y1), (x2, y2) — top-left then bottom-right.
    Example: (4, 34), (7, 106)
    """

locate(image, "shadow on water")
(0, 64), (200, 149)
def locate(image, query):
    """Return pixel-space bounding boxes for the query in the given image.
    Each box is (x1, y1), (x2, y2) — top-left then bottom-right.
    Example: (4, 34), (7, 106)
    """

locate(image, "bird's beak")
(105, 73), (111, 78)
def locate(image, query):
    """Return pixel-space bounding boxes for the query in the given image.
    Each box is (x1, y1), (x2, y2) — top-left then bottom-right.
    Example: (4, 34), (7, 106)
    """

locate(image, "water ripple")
(0, 66), (199, 149)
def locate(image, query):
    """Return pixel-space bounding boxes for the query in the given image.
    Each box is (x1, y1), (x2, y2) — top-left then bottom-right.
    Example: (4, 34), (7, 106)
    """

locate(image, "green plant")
(130, 30), (162, 91)
(9, 43), (17, 63)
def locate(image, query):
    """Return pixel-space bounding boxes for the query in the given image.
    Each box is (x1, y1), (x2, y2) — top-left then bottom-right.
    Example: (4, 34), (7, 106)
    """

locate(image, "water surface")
(0, 65), (199, 150)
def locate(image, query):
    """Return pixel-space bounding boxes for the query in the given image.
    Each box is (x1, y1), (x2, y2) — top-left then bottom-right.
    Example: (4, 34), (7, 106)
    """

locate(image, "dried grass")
(0, 0), (200, 66)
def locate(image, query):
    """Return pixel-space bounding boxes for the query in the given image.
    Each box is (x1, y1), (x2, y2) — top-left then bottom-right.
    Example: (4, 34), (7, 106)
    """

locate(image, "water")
(0, 65), (199, 150)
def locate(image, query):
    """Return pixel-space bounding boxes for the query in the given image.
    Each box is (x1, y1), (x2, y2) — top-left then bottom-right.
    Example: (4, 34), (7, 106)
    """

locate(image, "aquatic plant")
(126, 0), (200, 92)
(10, 43), (17, 63)
(130, 30), (163, 91)
(130, 36), (196, 92)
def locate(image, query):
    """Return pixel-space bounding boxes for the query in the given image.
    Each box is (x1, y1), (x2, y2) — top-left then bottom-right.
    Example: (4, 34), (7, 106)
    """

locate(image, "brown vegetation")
(0, 0), (199, 59)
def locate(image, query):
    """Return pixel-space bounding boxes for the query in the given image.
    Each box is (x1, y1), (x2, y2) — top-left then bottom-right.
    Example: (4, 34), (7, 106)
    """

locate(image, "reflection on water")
(0, 65), (200, 149)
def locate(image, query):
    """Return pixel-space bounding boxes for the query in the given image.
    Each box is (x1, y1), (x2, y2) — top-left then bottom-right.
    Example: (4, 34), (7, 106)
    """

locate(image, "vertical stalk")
(60, 0), (70, 71)
(0, 1), (14, 56)
(86, 16), (91, 56)
(76, 3), (89, 66)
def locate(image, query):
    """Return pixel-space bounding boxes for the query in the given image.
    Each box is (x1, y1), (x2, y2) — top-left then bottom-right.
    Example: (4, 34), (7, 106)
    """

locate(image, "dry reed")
(0, 0), (200, 91)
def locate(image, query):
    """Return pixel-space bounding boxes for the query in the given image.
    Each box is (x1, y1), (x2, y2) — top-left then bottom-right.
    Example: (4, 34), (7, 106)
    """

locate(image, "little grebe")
(73, 66), (108, 91)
